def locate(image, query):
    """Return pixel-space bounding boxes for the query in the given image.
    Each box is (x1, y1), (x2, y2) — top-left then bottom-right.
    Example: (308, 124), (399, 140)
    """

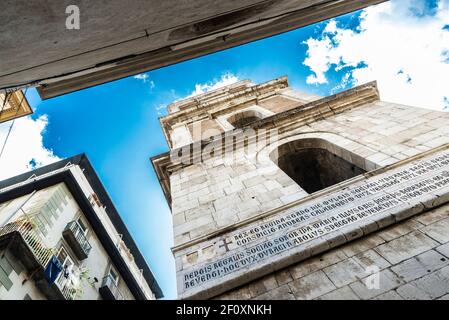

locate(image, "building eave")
(0, 0), (387, 99)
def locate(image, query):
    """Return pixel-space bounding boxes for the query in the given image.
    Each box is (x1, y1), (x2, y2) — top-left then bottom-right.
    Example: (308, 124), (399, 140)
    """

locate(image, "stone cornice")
(160, 77), (290, 147)
(171, 142), (449, 253)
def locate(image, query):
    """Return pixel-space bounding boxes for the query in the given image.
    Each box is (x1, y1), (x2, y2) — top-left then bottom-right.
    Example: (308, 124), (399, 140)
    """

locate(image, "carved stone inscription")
(180, 150), (449, 295)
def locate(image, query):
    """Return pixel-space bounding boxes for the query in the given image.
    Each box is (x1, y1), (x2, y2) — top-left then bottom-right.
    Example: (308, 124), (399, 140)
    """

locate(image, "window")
(55, 245), (82, 299)
(227, 110), (264, 129)
(76, 217), (88, 236)
(56, 245), (76, 289)
(107, 265), (119, 285)
(271, 138), (366, 194)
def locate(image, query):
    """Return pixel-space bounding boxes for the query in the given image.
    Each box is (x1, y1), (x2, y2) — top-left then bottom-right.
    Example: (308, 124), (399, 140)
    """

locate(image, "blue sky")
(1, 0), (448, 299)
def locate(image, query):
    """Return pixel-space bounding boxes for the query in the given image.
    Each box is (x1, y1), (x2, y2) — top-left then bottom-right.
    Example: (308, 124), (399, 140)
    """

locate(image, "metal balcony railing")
(0, 218), (53, 267)
(100, 275), (124, 300)
(56, 271), (78, 300)
(0, 217), (77, 300)
(63, 221), (92, 259)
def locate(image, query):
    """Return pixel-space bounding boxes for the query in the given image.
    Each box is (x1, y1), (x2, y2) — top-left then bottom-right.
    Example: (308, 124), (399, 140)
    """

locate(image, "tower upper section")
(159, 77), (320, 149)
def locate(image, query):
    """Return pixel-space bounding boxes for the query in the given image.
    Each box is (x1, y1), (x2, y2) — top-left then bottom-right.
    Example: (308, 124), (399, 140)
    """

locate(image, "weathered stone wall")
(158, 79), (449, 299)
(215, 205), (449, 300)
(171, 100), (449, 247)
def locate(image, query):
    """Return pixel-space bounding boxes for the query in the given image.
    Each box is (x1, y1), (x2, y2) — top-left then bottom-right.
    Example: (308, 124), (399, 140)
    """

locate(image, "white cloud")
(303, 0), (449, 110)
(156, 104), (167, 116)
(133, 73), (149, 82)
(134, 73), (155, 92)
(149, 80), (155, 91)
(157, 72), (240, 115)
(0, 115), (61, 180)
(186, 72), (239, 98)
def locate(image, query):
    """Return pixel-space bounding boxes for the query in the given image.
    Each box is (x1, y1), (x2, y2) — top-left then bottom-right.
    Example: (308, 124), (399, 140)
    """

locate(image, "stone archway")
(227, 110), (264, 128)
(268, 136), (368, 194)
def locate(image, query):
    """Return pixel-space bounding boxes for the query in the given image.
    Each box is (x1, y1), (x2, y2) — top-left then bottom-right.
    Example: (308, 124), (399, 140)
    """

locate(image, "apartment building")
(0, 154), (162, 300)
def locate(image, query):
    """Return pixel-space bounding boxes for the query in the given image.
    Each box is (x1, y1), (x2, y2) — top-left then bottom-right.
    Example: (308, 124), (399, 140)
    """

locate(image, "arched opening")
(227, 110), (264, 129)
(270, 138), (367, 194)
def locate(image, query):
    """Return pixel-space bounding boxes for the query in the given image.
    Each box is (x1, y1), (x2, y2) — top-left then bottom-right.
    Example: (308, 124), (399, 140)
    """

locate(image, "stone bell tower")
(152, 76), (449, 300)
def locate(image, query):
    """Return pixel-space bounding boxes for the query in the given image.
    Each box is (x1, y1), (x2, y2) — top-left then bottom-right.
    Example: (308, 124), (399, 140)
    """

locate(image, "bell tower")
(152, 76), (449, 300)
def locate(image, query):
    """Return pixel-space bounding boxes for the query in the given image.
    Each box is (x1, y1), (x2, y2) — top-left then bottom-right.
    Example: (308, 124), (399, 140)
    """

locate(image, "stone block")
(213, 194), (240, 211)
(323, 258), (367, 288)
(359, 218), (379, 235)
(289, 250), (348, 279)
(186, 214), (215, 229)
(374, 212), (396, 229)
(237, 206), (262, 220)
(414, 206), (449, 226)
(349, 269), (403, 300)
(248, 274), (278, 297)
(236, 198), (260, 212)
(436, 242), (449, 258)
(224, 181), (244, 195)
(420, 218), (449, 244)
(390, 250), (449, 282)
(341, 234), (385, 257)
(242, 175), (266, 188)
(253, 285), (295, 300)
(316, 286), (360, 300)
(396, 284), (432, 300)
(374, 231), (439, 265)
(274, 270), (293, 286)
(377, 219), (424, 242)
(280, 184), (302, 196)
(342, 225), (364, 242)
(259, 199), (283, 213)
(214, 214), (239, 228)
(172, 198), (200, 214)
(184, 203), (215, 221)
(352, 249), (391, 271)
(218, 287), (252, 300)
(280, 192), (306, 204)
(392, 203), (424, 222)
(173, 213), (186, 225)
(187, 187), (211, 201)
(323, 231), (347, 249)
(409, 266), (449, 299)
(373, 290), (403, 300)
(288, 271), (336, 300)
(263, 180), (283, 191)
(174, 233), (191, 246)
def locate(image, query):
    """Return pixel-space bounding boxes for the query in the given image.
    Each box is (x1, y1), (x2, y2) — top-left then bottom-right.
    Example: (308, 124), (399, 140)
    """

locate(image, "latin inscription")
(181, 150), (449, 292)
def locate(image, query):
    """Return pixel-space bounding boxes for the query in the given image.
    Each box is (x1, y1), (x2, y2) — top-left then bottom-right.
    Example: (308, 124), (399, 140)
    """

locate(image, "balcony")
(62, 221), (92, 260)
(0, 218), (53, 270)
(99, 275), (124, 300)
(55, 269), (80, 300)
(0, 217), (77, 300)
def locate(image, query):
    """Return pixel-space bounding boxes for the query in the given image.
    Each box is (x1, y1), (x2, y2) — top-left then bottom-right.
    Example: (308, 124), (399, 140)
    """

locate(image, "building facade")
(0, 154), (163, 300)
(152, 77), (449, 300)
(0, 90), (33, 123)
